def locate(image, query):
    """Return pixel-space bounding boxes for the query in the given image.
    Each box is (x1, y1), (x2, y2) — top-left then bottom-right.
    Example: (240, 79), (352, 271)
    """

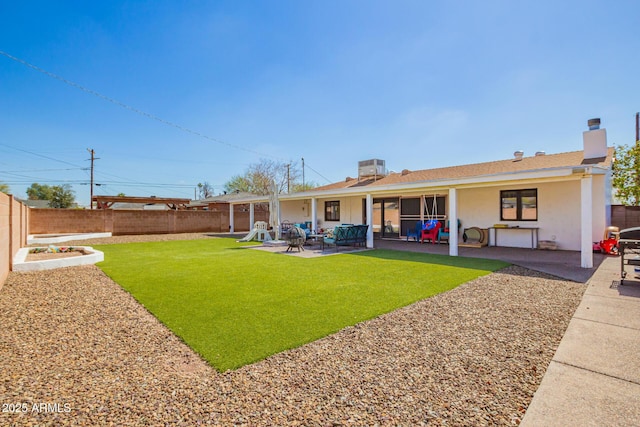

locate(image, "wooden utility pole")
(301, 157), (305, 189)
(636, 112), (639, 143)
(286, 164), (290, 194)
(87, 148), (97, 209)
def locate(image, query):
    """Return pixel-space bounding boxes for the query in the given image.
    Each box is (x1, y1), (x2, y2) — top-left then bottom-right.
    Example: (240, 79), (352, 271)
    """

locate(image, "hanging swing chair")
(423, 194), (439, 230)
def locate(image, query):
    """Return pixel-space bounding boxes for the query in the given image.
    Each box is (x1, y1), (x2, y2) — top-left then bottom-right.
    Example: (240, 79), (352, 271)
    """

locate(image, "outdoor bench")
(322, 224), (368, 251)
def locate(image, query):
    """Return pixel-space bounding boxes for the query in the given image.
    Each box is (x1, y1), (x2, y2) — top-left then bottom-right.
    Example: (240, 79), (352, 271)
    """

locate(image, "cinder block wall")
(0, 193), (10, 286)
(1, 194), (28, 286)
(29, 208), (269, 236)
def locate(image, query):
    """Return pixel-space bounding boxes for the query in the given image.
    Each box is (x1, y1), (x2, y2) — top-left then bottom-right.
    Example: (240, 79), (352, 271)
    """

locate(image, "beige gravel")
(2, 233), (585, 426)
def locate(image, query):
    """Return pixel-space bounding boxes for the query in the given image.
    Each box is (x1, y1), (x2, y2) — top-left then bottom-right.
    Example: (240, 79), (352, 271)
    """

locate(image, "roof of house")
(313, 148), (614, 192)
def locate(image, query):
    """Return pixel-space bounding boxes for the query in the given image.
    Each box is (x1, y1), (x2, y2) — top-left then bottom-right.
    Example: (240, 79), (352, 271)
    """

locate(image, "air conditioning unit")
(358, 159), (386, 180)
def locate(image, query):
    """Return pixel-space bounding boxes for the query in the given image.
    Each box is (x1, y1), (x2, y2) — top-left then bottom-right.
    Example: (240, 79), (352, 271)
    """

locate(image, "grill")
(618, 227), (640, 284)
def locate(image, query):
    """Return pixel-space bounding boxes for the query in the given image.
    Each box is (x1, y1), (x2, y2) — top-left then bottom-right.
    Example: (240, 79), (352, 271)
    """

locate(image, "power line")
(0, 50), (284, 161)
(0, 142), (83, 168)
(0, 167), (85, 173)
(304, 162), (332, 184)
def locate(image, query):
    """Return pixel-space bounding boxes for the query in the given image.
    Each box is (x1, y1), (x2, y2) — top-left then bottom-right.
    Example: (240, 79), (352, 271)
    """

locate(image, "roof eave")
(229, 165), (609, 203)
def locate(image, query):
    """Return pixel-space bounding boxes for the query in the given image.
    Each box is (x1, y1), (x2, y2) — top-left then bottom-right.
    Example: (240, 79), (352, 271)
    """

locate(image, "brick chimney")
(583, 118), (608, 160)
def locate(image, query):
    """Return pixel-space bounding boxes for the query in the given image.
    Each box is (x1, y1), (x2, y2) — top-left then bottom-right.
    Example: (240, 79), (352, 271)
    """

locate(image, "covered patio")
(373, 238), (606, 283)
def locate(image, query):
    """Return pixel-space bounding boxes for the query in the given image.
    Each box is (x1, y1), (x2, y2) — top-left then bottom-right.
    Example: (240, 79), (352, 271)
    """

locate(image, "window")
(501, 189), (537, 221)
(325, 200), (340, 221)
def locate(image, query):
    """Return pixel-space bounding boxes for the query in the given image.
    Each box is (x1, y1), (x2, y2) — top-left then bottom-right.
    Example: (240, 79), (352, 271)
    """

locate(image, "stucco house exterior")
(230, 120), (614, 269)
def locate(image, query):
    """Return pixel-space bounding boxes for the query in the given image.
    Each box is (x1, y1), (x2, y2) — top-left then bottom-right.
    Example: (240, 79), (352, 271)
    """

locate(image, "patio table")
(489, 226), (539, 249)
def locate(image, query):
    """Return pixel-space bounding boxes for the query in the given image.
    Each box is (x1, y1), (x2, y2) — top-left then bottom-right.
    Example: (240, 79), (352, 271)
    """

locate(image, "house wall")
(285, 175), (608, 251)
(458, 178), (605, 251)
(281, 197), (366, 231)
(279, 200), (309, 224)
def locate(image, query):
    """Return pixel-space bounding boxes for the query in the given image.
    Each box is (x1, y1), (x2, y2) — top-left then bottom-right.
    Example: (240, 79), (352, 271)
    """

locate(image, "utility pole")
(302, 157), (305, 189)
(286, 164), (290, 194)
(636, 112), (639, 144)
(87, 148), (98, 209)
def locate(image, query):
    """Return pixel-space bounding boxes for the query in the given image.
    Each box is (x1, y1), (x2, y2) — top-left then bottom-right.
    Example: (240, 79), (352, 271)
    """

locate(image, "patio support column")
(449, 188), (458, 257)
(249, 203), (255, 228)
(311, 197), (318, 233)
(229, 203), (234, 233)
(366, 193), (374, 248)
(581, 174), (594, 268)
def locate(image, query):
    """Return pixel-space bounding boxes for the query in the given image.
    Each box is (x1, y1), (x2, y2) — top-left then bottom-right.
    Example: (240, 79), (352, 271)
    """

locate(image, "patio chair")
(406, 221), (422, 242)
(420, 221), (442, 244)
(438, 219), (461, 244)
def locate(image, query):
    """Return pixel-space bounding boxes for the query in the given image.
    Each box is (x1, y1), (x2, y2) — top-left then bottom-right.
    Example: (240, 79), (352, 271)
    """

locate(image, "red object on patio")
(421, 221), (442, 244)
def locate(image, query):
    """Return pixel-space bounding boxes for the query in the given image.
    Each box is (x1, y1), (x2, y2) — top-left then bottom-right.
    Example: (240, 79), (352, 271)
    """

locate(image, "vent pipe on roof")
(535, 151), (546, 156)
(513, 150), (524, 161)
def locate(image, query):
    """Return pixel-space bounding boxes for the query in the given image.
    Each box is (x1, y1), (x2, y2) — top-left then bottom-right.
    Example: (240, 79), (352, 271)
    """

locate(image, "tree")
(612, 143), (640, 206)
(26, 183), (76, 208)
(197, 182), (215, 199)
(224, 159), (304, 195)
(291, 182), (318, 193)
(0, 182), (9, 194)
(26, 183), (53, 200)
(50, 185), (76, 208)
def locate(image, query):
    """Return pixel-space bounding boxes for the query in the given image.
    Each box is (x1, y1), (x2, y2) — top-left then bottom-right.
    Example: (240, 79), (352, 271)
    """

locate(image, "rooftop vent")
(535, 151), (546, 156)
(358, 159), (386, 180)
(401, 169), (411, 176)
(513, 150), (524, 161)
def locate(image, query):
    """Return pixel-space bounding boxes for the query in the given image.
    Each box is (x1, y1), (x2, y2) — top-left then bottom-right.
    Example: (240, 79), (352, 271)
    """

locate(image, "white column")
(229, 203), (234, 233)
(366, 193), (374, 248)
(249, 203), (255, 229)
(311, 198), (318, 233)
(449, 188), (458, 257)
(581, 175), (593, 268)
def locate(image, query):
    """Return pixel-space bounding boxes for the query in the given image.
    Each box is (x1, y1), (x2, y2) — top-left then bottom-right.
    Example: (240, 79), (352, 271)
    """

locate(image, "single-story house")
(229, 119), (614, 269)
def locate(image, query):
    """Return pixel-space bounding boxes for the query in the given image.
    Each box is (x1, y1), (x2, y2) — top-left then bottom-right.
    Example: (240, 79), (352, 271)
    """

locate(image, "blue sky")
(1, 1), (638, 206)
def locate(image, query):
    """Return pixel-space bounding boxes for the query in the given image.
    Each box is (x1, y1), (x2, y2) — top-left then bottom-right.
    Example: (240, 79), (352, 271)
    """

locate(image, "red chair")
(421, 221), (442, 244)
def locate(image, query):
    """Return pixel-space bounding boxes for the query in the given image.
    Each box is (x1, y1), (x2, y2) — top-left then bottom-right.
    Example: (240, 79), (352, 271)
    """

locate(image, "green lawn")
(95, 238), (508, 371)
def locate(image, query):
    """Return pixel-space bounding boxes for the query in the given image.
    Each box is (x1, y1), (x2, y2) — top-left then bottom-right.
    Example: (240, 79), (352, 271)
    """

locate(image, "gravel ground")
(2, 234), (585, 426)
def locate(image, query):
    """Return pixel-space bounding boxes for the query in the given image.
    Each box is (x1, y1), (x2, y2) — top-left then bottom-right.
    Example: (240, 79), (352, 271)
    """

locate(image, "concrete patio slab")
(552, 318), (640, 384)
(521, 362), (640, 427)
(574, 294), (640, 330)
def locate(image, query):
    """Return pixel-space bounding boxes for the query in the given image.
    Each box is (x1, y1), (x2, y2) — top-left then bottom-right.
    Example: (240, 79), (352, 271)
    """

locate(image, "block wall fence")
(28, 207), (268, 236)
(611, 205), (640, 231)
(0, 193), (28, 286)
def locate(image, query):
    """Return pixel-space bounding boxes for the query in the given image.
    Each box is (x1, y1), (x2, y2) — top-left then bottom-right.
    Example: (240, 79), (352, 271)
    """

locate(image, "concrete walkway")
(521, 256), (640, 426)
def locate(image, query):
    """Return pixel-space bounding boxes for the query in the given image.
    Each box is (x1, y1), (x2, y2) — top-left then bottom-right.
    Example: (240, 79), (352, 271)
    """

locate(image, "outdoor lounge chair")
(420, 221), (442, 244)
(406, 221), (422, 242)
(438, 219), (461, 244)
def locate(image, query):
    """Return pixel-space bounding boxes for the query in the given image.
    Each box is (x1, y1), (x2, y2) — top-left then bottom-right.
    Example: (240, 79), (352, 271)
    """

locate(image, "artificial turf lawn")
(95, 238), (508, 372)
